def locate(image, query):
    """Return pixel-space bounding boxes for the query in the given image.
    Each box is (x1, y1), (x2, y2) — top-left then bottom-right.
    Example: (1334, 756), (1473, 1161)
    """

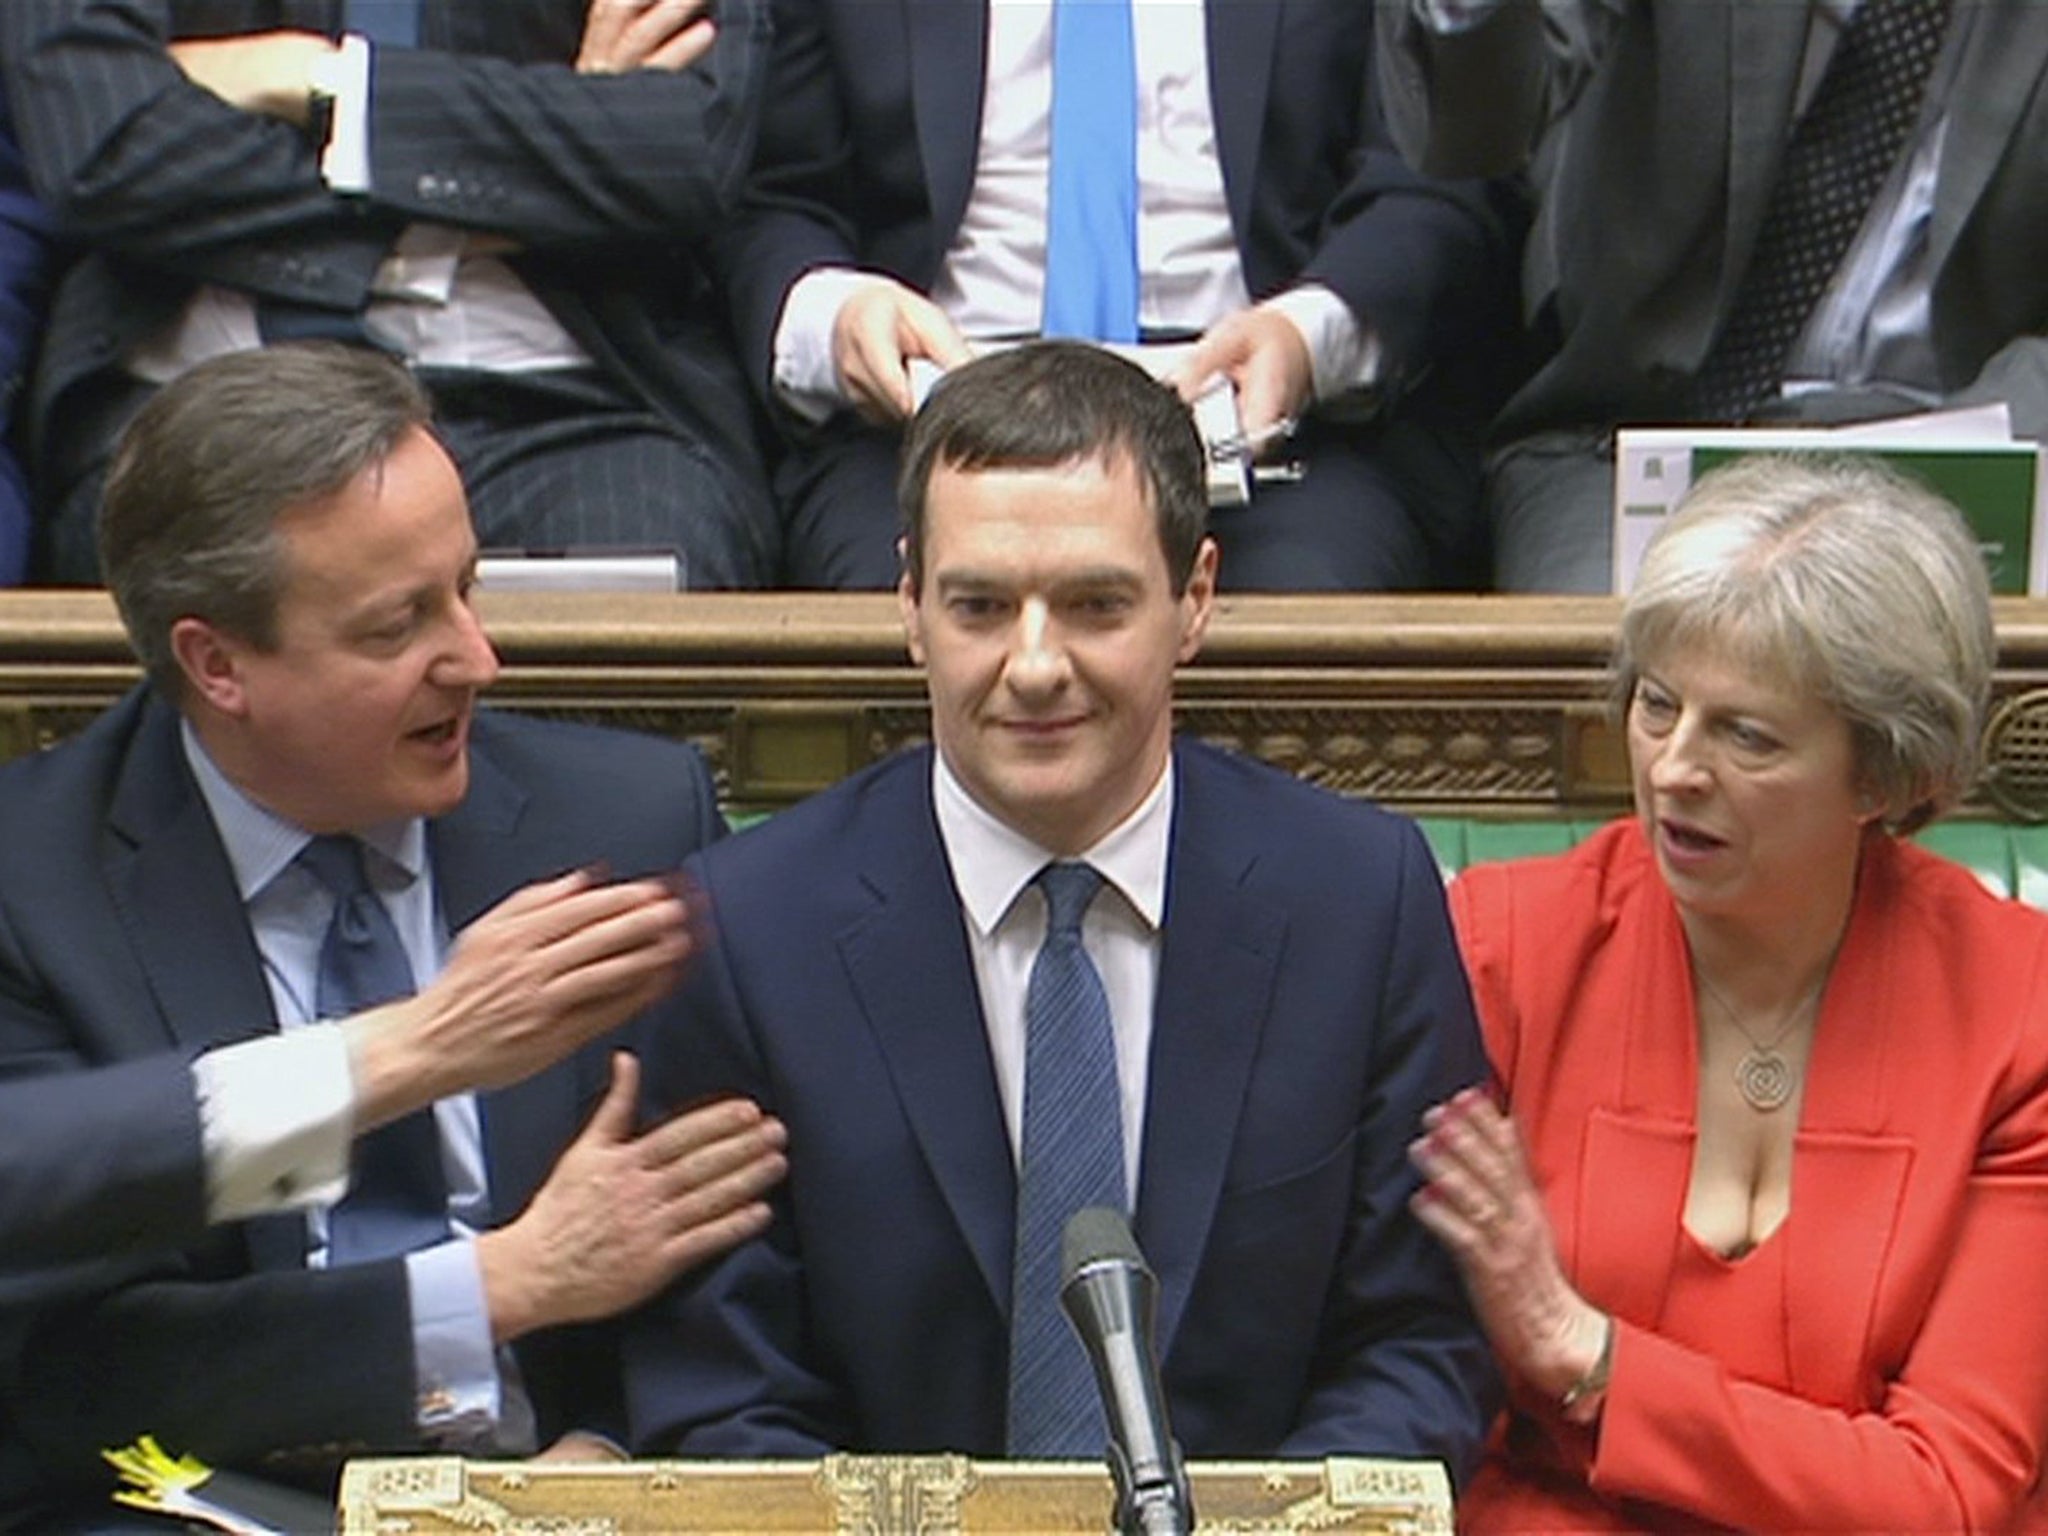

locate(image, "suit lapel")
(907, 0), (987, 273)
(1928, 2), (2048, 272)
(837, 756), (1017, 1312)
(102, 694), (302, 1267)
(1140, 746), (1285, 1358)
(102, 695), (277, 1058)
(1204, 0), (1281, 254)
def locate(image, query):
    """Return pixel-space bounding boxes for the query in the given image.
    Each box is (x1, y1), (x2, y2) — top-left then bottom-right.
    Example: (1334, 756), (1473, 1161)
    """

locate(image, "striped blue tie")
(299, 835), (449, 1266)
(1006, 862), (1127, 1456)
(1040, 0), (1140, 342)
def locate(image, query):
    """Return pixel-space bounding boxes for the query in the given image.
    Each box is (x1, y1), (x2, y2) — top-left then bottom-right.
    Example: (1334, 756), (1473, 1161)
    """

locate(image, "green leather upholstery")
(1416, 816), (2048, 907)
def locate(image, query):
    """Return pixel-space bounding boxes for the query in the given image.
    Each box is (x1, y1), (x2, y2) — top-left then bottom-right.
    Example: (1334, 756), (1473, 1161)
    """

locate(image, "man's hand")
(476, 1053), (788, 1342)
(830, 278), (973, 423)
(1170, 305), (1315, 449)
(577, 0), (716, 74)
(345, 871), (694, 1128)
(168, 31), (335, 126)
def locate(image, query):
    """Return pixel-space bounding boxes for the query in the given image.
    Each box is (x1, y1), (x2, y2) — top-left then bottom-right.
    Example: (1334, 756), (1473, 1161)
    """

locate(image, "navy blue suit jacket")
(628, 740), (1496, 1479)
(0, 688), (723, 1497)
(713, 0), (1516, 416)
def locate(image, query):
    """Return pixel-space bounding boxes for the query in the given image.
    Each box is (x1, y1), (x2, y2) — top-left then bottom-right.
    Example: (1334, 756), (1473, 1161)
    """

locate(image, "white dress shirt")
(772, 0), (1374, 421)
(930, 750), (1172, 1196)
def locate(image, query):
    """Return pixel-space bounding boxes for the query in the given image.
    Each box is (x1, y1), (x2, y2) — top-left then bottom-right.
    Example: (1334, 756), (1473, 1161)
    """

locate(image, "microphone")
(1059, 1207), (1195, 1536)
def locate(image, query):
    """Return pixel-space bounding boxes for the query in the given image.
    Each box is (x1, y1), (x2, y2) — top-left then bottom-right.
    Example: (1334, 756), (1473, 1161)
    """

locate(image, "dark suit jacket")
(0, 82), (47, 585)
(1378, 0), (2048, 439)
(0, 1058), (206, 1272)
(0, 689), (724, 1499)
(626, 741), (1497, 1480)
(0, 0), (770, 513)
(713, 0), (1515, 420)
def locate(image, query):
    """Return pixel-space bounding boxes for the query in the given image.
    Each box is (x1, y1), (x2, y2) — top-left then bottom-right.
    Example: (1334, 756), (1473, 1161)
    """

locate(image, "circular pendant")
(1736, 1047), (1794, 1112)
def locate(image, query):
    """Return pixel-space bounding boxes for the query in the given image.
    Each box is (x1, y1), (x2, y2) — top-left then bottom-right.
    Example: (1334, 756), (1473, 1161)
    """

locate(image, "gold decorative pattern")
(819, 1453), (977, 1534)
(4, 592), (2045, 822)
(337, 1456), (1452, 1534)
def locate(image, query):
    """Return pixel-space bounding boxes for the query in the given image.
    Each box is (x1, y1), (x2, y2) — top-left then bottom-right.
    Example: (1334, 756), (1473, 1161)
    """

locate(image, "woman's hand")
(1410, 1087), (1610, 1411)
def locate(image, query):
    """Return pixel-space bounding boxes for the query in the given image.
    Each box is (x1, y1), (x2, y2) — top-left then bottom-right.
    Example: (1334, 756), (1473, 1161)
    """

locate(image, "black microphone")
(1059, 1207), (1195, 1536)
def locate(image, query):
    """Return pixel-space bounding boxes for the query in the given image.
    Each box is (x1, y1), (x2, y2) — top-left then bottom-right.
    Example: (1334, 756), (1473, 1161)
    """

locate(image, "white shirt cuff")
(772, 266), (886, 423)
(1261, 284), (1381, 403)
(315, 33), (373, 193)
(193, 1027), (356, 1223)
(1416, 0), (1512, 33)
(406, 1237), (505, 1442)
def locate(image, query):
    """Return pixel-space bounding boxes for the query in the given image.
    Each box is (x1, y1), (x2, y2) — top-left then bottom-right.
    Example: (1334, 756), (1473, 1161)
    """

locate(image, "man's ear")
(1176, 536), (1220, 663)
(168, 617), (251, 718)
(899, 564), (928, 667)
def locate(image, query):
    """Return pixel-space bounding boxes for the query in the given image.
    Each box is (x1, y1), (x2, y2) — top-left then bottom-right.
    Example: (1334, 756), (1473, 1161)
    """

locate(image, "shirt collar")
(179, 718), (426, 900)
(932, 747), (1173, 938)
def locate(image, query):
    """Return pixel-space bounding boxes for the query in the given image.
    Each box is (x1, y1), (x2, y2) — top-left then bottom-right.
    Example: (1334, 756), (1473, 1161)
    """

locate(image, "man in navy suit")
(626, 344), (1495, 1479)
(0, 345), (787, 1519)
(714, 0), (1519, 591)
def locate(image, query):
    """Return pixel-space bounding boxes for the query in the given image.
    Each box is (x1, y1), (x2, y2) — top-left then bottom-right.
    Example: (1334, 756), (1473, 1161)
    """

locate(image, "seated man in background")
(0, 345), (787, 1523)
(627, 343), (1496, 1480)
(0, 81), (49, 585)
(0, 0), (776, 586)
(715, 0), (1521, 590)
(1377, 0), (2048, 592)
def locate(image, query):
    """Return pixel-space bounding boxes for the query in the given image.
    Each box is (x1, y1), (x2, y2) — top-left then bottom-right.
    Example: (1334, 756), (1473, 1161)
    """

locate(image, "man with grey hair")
(0, 344), (785, 1522)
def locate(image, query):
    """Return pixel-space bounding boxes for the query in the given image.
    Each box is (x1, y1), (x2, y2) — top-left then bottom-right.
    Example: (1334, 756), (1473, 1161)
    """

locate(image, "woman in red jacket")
(1413, 454), (2048, 1531)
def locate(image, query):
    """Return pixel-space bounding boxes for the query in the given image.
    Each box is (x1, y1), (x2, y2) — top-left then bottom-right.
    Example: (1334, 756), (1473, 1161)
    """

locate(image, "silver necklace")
(1694, 969), (1828, 1113)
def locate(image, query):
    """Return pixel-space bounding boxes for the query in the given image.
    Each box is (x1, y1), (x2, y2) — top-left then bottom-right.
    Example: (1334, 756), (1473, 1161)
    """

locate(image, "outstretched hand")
(478, 1052), (787, 1342)
(1408, 1087), (1608, 1405)
(346, 870), (696, 1127)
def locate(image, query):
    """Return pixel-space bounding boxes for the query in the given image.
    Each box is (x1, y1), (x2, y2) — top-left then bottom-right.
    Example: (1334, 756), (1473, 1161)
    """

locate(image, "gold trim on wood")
(3, 592), (2046, 818)
(335, 1455), (1452, 1534)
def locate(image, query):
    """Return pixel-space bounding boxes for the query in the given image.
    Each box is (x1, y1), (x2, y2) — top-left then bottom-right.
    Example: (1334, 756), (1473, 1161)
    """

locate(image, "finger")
(654, 1129), (790, 1209)
(623, 0), (709, 54)
(901, 301), (972, 370)
(577, 0), (638, 66)
(1408, 1186), (1485, 1257)
(544, 943), (694, 1038)
(836, 308), (909, 418)
(646, 17), (715, 70)
(524, 884), (691, 971)
(659, 1199), (775, 1277)
(641, 1096), (767, 1157)
(583, 1051), (642, 1143)
(1169, 332), (1236, 403)
(663, 1143), (790, 1225)
(473, 869), (601, 929)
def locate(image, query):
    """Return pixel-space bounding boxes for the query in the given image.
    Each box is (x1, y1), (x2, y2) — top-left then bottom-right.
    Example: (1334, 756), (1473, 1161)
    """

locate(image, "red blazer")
(1450, 821), (2048, 1532)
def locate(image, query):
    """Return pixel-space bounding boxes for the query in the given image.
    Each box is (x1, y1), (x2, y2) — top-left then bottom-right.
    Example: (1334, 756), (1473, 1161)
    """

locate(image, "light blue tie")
(1006, 862), (1127, 1456)
(298, 835), (449, 1266)
(1041, 0), (1140, 343)
(345, 0), (420, 49)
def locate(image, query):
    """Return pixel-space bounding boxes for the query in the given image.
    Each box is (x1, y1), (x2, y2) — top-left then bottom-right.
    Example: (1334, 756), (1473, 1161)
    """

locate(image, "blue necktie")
(298, 835), (449, 1266)
(345, 0), (421, 49)
(1006, 862), (1127, 1456)
(1040, 0), (1139, 343)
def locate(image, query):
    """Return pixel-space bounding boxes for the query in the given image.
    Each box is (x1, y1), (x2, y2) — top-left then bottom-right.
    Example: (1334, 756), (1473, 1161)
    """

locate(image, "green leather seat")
(1417, 815), (2048, 909)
